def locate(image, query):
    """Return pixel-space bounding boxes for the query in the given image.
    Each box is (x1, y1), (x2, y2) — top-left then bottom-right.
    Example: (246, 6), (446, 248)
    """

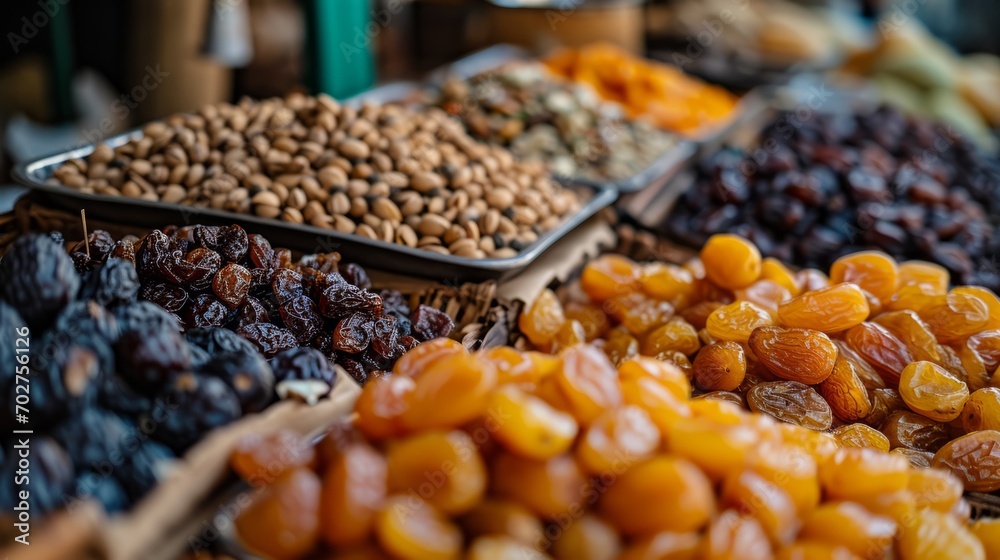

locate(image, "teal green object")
(304, 0), (377, 100)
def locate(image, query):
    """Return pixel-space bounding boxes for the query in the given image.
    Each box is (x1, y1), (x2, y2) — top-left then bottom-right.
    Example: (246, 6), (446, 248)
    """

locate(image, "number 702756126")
(13, 327), (29, 427)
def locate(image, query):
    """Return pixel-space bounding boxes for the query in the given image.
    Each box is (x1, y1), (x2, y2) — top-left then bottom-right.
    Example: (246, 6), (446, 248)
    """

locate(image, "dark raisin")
(409, 305), (455, 341)
(203, 351), (275, 414)
(149, 373), (242, 453)
(51, 408), (132, 471)
(248, 234), (275, 268)
(140, 282), (189, 313)
(379, 289), (412, 335)
(238, 296), (270, 328)
(184, 294), (233, 329)
(72, 473), (130, 513)
(371, 315), (400, 360)
(341, 263), (372, 290)
(212, 263), (252, 308)
(116, 329), (191, 394)
(188, 343), (212, 372)
(271, 269), (304, 304)
(110, 240), (136, 264)
(183, 248), (222, 291)
(71, 251), (95, 274)
(216, 225), (249, 263)
(333, 312), (375, 354)
(115, 301), (181, 334)
(186, 327), (258, 356)
(335, 355), (367, 384)
(70, 230), (115, 262)
(319, 282), (382, 319)
(80, 258), (141, 308)
(270, 347), (337, 387)
(397, 335), (420, 353)
(0, 437), (74, 516)
(193, 225), (222, 250)
(297, 251), (339, 274)
(0, 234), (80, 331)
(279, 295), (323, 344)
(273, 248), (293, 269)
(116, 440), (174, 501)
(99, 374), (154, 416)
(249, 267), (275, 295)
(136, 230), (185, 284)
(236, 322), (297, 358)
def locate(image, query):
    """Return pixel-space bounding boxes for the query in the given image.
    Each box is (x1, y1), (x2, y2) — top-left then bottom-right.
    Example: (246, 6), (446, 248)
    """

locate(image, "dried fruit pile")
(69, 224), (454, 384)
(664, 105), (1000, 291)
(229, 342), (997, 559)
(432, 62), (677, 181)
(525, 233), (1000, 493)
(49, 94), (583, 259)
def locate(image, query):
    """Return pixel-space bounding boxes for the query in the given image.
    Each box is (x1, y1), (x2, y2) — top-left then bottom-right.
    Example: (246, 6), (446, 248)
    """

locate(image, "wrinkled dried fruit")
(236, 468), (321, 560)
(830, 423), (890, 452)
(962, 388), (1000, 432)
(706, 301), (772, 344)
(387, 431), (486, 515)
(881, 410), (950, 452)
(829, 251), (899, 301)
(700, 234), (762, 290)
(581, 255), (640, 302)
(844, 322), (913, 386)
(818, 353), (872, 422)
(693, 341), (747, 391)
(747, 381), (832, 431)
(931, 430), (1000, 492)
(519, 289), (565, 346)
(898, 361), (969, 422)
(600, 457), (715, 536)
(777, 283), (869, 333)
(748, 326), (837, 384)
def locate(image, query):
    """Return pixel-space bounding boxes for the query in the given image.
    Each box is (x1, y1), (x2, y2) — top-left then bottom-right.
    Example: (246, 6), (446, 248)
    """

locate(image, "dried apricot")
(488, 385), (578, 460)
(458, 499), (544, 546)
(620, 376), (692, 434)
(844, 322), (913, 386)
(600, 457), (715, 536)
(880, 410), (950, 452)
(692, 341), (746, 391)
(641, 317), (701, 357)
(721, 470), (798, 546)
(747, 326), (837, 384)
(666, 417), (759, 481)
(775, 542), (853, 560)
(830, 423), (890, 452)
(355, 375), (416, 440)
(777, 283), (869, 333)
(236, 468), (321, 560)
(556, 345), (622, 425)
(829, 251), (899, 301)
(576, 405), (660, 475)
(700, 234), (762, 290)
(375, 496), (461, 560)
(962, 388), (1000, 432)
(479, 347), (537, 385)
(618, 356), (690, 400)
(581, 254), (640, 302)
(616, 531), (700, 560)
(230, 430), (316, 484)
(320, 443), (387, 547)
(761, 257), (800, 295)
(520, 289), (566, 347)
(550, 514), (622, 560)
(700, 510), (773, 560)
(931, 430), (1000, 492)
(386, 430), (486, 515)
(918, 290), (991, 343)
(393, 337), (468, 377)
(818, 353), (872, 422)
(819, 447), (910, 500)
(706, 301), (773, 344)
(896, 509), (985, 560)
(400, 353), (497, 431)
(492, 453), (587, 519)
(798, 502), (895, 558)
(747, 381), (832, 431)
(898, 361), (969, 422)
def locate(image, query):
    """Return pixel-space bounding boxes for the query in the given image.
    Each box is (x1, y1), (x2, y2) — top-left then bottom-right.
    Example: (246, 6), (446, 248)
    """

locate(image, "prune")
(183, 247), (222, 291)
(203, 351), (275, 413)
(319, 282), (383, 319)
(334, 312), (375, 354)
(272, 268), (305, 304)
(238, 296), (270, 328)
(52, 300), (120, 344)
(80, 258), (140, 308)
(99, 374), (153, 416)
(193, 225), (221, 250)
(70, 230), (115, 261)
(216, 224), (249, 262)
(115, 300), (181, 334)
(186, 326), (258, 356)
(135, 230), (184, 284)
(150, 373), (242, 453)
(140, 282), (189, 313)
(188, 343), (212, 371)
(72, 473), (130, 513)
(342, 262), (372, 289)
(248, 233), (275, 268)
(747, 380), (833, 431)
(116, 328), (191, 394)
(211, 262), (251, 309)
(184, 293), (233, 328)
(237, 322), (298, 358)
(0, 437), (74, 516)
(279, 295), (323, 344)
(0, 234), (80, 330)
(410, 305), (455, 342)
(371, 315), (400, 360)
(117, 440), (174, 501)
(52, 408), (132, 471)
(270, 347), (337, 388)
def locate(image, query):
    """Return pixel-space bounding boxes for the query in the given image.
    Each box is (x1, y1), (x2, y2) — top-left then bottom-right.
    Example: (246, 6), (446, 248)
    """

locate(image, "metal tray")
(12, 132), (617, 284)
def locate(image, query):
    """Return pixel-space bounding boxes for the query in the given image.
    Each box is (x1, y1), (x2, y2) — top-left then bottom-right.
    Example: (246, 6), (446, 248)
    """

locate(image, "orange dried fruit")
(777, 283), (869, 333)
(393, 337), (468, 377)
(735, 279), (792, 315)
(551, 319), (586, 352)
(873, 309), (943, 364)
(642, 317), (701, 357)
(319, 442), (387, 547)
(520, 289), (566, 346)
(907, 466), (963, 513)
(706, 301), (773, 344)
(862, 387), (907, 428)
(620, 376), (692, 433)
(918, 290), (991, 343)
(692, 341), (746, 391)
(775, 542), (854, 560)
(618, 356), (691, 400)
(550, 514), (622, 560)
(563, 302), (610, 341)
(962, 387), (1000, 432)
(488, 385), (578, 460)
(829, 251), (899, 301)
(679, 300), (725, 330)
(236, 468), (321, 560)
(892, 447), (935, 468)
(616, 531), (700, 560)
(700, 234), (762, 290)
(794, 268), (830, 292)
(607, 292), (675, 336)
(467, 536), (552, 560)
(931, 430), (1000, 492)
(576, 405), (660, 475)
(747, 381), (833, 431)
(761, 257), (800, 295)
(639, 262), (697, 306)
(970, 519), (1000, 560)
(844, 321), (913, 386)
(951, 286), (1000, 330)
(880, 410), (950, 452)
(898, 361), (969, 422)
(556, 345), (622, 424)
(375, 496), (462, 560)
(603, 327), (640, 366)
(819, 447), (910, 500)
(600, 456), (715, 536)
(386, 430), (486, 515)
(580, 254), (640, 302)
(400, 353), (497, 431)
(818, 353), (873, 422)
(700, 510), (773, 560)
(896, 509), (985, 560)
(829, 423), (890, 452)
(230, 430), (316, 484)
(745, 442), (820, 515)
(898, 259), (950, 292)
(798, 502), (896, 558)
(458, 499), (544, 546)
(721, 470), (799, 546)
(969, 330), (1000, 373)
(492, 453), (587, 519)
(355, 375), (416, 440)
(666, 417), (759, 481)
(747, 326), (837, 384)
(479, 346), (537, 385)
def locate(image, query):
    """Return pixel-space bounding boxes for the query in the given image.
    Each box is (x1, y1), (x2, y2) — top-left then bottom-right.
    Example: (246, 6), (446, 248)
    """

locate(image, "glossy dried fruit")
(639, 262), (697, 306)
(488, 385), (578, 460)
(607, 292), (675, 336)
(829, 251), (899, 301)
(881, 410), (950, 452)
(829, 423), (890, 452)
(400, 353), (497, 431)
(818, 353), (872, 422)
(693, 341), (746, 391)
(706, 301), (772, 344)
(556, 345), (622, 424)
(603, 328), (640, 366)
(410, 305), (455, 342)
(387, 430), (486, 515)
(204, 351), (276, 413)
(0, 234), (80, 331)
(236, 468), (321, 560)
(81, 257), (140, 308)
(375, 496), (462, 560)
(237, 322), (298, 358)
(116, 328), (191, 394)
(777, 283), (869, 333)
(896, 509), (985, 560)
(563, 302), (610, 341)
(931, 430), (1000, 492)
(898, 361), (969, 422)
(747, 381), (832, 431)
(898, 260), (949, 293)
(139, 282), (189, 313)
(700, 233), (762, 290)
(907, 466), (963, 513)
(721, 470), (798, 546)
(844, 322), (913, 386)
(333, 311), (375, 354)
(918, 291), (991, 343)
(152, 373), (242, 452)
(700, 510), (772, 560)
(355, 375), (416, 440)
(184, 293), (232, 328)
(641, 317), (700, 357)
(393, 337), (467, 377)
(576, 405), (659, 475)
(230, 430), (316, 484)
(550, 514), (621, 560)
(599, 457), (715, 536)
(747, 326), (837, 384)
(968, 330), (1000, 373)
(492, 453), (587, 519)
(580, 254), (640, 302)
(820, 447), (910, 501)
(458, 499), (544, 547)
(962, 388), (1000, 432)
(279, 295), (323, 344)
(519, 289), (565, 346)
(212, 262), (252, 308)
(734, 279), (792, 315)
(872, 310), (943, 364)
(798, 502), (895, 559)
(319, 281), (382, 319)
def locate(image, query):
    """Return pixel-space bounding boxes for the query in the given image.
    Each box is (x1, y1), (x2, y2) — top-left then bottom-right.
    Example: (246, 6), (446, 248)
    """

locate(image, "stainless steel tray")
(12, 131), (617, 283)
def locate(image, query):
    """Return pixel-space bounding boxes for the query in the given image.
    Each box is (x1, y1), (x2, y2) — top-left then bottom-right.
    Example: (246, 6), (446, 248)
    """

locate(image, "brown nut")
(373, 198), (403, 223)
(417, 214), (450, 237)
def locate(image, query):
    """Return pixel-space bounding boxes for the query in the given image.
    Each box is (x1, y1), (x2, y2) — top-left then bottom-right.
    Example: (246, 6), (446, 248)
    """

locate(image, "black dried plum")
(52, 408), (132, 471)
(217, 224), (249, 262)
(186, 327), (258, 356)
(70, 230), (115, 262)
(52, 301), (120, 343)
(271, 269), (304, 304)
(236, 322), (297, 358)
(238, 296), (269, 328)
(116, 328), (191, 394)
(149, 373), (241, 453)
(0, 234), (80, 331)
(80, 258), (141, 308)
(99, 374), (153, 417)
(270, 347), (337, 387)
(409, 305), (455, 341)
(140, 282), (189, 313)
(248, 233), (274, 268)
(212, 263), (252, 308)
(115, 301), (181, 334)
(117, 440), (174, 502)
(333, 312), (374, 354)
(135, 230), (184, 284)
(71, 251), (94, 274)
(249, 267), (275, 295)
(319, 282), (382, 319)
(0, 437), (74, 516)
(193, 225), (222, 250)
(341, 263), (372, 290)
(188, 343), (212, 372)
(73, 472), (130, 513)
(17, 339), (103, 430)
(184, 294), (233, 328)
(203, 351), (275, 414)
(279, 295), (323, 344)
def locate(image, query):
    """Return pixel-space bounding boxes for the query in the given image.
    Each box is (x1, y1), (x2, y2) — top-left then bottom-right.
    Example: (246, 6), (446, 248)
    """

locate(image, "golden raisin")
(931, 430), (1000, 492)
(898, 361), (969, 422)
(775, 542), (854, 560)
(563, 302), (610, 341)
(721, 470), (798, 546)
(891, 447), (934, 468)
(606, 292), (675, 336)
(618, 356), (690, 399)
(833, 339), (885, 389)
(642, 317), (701, 357)
(896, 509), (985, 560)
(236, 468), (321, 560)
(747, 381), (833, 431)
(616, 531), (700, 560)
(466, 536), (551, 560)
(666, 417), (759, 482)
(319, 442), (387, 547)
(556, 345), (623, 425)
(602, 327), (639, 367)
(951, 286), (1000, 330)
(695, 391), (746, 408)
(798, 502), (896, 559)
(968, 330), (1000, 373)
(862, 387), (906, 428)
(492, 453), (587, 519)
(761, 257), (800, 295)
(873, 309), (944, 364)
(551, 319), (586, 352)
(700, 510), (773, 560)
(735, 279), (792, 316)
(705, 301), (773, 344)
(907, 466), (963, 513)
(918, 290), (991, 343)
(700, 234), (762, 290)
(679, 300), (725, 330)
(777, 283), (869, 333)
(458, 499), (544, 546)
(386, 430), (486, 515)
(639, 262), (697, 307)
(692, 341), (746, 391)
(969, 519), (1000, 560)
(747, 326), (837, 384)
(844, 321), (914, 386)
(621, 376), (692, 434)
(897, 260), (949, 293)
(488, 385), (578, 460)
(400, 353), (498, 431)
(375, 496), (462, 560)
(550, 514), (622, 560)
(576, 405), (660, 475)
(745, 442), (820, 515)
(953, 339), (991, 391)
(829, 251), (899, 301)
(580, 254), (640, 302)
(885, 283), (942, 313)
(819, 447), (910, 501)
(962, 388), (1000, 432)
(818, 353), (873, 422)
(520, 289), (566, 347)
(479, 347), (537, 385)
(600, 457), (715, 536)
(830, 423), (890, 452)
(880, 410), (950, 452)
(794, 268), (830, 292)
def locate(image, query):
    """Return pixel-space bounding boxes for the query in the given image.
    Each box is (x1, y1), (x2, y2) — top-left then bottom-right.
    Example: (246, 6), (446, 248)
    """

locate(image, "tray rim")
(11, 128), (618, 280)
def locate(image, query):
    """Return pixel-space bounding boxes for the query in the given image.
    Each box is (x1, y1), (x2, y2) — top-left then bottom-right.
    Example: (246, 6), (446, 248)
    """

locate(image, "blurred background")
(1, 0), (999, 189)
